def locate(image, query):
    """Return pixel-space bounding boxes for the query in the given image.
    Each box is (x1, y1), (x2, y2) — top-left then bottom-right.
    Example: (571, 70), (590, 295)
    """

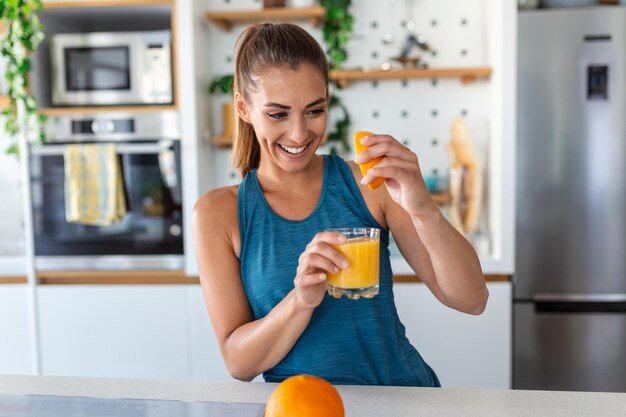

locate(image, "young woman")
(193, 23), (488, 387)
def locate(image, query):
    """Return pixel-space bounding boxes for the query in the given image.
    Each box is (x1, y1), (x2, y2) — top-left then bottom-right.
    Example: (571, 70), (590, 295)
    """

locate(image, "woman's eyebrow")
(264, 102), (290, 109)
(263, 97), (326, 109)
(304, 97), (326, 108)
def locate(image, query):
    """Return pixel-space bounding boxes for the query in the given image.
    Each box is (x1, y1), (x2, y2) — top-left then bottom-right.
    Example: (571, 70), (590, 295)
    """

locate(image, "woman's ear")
(235, 92), (252, 124)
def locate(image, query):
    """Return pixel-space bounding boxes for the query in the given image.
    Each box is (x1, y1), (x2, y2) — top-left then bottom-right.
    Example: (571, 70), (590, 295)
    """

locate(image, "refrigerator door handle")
(533, 294), (626, 302)
(532, 294), (626, 314)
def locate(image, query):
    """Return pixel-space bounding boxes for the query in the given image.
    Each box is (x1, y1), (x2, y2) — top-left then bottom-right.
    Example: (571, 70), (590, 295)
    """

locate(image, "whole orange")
(265, 374), (345, 417)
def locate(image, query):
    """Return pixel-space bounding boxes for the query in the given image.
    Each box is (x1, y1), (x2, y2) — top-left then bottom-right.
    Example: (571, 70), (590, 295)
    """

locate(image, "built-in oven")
(30, 111), (183, 270)
(50, 30), (173, 106)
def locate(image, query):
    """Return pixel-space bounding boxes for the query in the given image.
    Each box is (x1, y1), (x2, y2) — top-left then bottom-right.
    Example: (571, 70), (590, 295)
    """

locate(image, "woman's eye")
(308, 108), (326, 116)
(267, 112), (287, 120)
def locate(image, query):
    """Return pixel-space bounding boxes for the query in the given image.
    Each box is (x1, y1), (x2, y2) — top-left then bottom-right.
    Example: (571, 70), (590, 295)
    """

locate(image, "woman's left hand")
(355, 134), (434, 217)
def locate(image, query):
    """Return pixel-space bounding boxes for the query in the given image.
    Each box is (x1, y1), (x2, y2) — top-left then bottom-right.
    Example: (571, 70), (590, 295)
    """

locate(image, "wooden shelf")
(394, 274), (510, 284)
(43, 0), (174, 9)
(211, 135), (233, 148)
(0, 276), (27, 285)
(37, 270), (196, 285)
(40, 104), (178, 116)
(431, 192), (451, 207)
(330, 66), (492, 88)
(205, 6), (325, 31)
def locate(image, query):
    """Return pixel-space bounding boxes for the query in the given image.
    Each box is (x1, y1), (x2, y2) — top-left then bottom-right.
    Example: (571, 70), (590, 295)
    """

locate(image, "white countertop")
(1, 375), (625, 417)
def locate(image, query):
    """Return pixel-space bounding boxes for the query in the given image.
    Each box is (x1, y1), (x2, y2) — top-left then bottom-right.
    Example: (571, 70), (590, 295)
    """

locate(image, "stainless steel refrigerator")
(516, 7), (626, 392)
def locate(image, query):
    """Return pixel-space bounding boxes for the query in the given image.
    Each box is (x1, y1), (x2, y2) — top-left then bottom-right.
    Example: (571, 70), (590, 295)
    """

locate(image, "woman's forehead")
(250, 64), (327, 104)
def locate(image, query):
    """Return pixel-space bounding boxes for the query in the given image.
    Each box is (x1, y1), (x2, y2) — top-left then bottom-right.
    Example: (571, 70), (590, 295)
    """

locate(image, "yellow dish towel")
(64, 143), (127, 226)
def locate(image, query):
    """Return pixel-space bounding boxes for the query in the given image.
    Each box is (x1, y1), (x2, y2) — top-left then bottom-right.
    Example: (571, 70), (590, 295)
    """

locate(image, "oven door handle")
(30, 141), (174, 156)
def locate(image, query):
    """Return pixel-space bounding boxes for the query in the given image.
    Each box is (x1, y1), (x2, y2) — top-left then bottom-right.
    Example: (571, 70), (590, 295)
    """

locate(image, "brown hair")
(232, 23), (329, 178)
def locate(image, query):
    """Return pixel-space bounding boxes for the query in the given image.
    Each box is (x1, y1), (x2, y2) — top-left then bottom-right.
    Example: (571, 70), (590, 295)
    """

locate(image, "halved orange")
(354, 130), (385, 190)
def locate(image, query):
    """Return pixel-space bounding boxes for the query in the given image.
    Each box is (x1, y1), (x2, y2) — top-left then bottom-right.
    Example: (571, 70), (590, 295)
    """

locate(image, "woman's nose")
(288, 117), (308, 144)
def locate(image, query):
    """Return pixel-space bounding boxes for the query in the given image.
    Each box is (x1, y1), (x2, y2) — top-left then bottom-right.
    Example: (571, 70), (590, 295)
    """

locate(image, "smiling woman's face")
(235, 63), (328, 174)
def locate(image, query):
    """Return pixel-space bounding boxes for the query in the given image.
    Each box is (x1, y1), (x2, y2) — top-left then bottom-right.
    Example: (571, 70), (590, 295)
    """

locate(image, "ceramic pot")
(222, 102), (235, 139)
(263, 0), (286, 8)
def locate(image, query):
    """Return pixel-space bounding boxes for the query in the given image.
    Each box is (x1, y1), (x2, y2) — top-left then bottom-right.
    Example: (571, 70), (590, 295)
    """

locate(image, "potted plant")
(320, 0), (353, 155)
(0, 0), (46, 154)
(263, 0), (286, 7)
(208, 74), (235, 147)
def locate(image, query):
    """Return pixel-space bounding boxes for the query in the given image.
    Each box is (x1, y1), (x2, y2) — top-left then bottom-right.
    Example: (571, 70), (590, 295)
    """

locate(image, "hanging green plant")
(320, 0), (353, 155)
(208, 74), (234, 96)
(326, 94), (351, 155)
(0, 0), (46, 155)
(320, 0), (353, 71)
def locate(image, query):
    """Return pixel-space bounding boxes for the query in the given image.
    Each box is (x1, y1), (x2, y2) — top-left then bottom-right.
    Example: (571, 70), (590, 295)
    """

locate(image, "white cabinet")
(10, 282), (510, 384)
(187, 286), (231, 381)
(37, 285), (191, 379)
(0, 285), (33, 375)
(394, 282), (511, 389)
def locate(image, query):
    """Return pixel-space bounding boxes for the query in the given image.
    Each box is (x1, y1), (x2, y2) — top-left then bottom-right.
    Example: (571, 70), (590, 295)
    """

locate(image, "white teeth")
(279, 144), (307, 154)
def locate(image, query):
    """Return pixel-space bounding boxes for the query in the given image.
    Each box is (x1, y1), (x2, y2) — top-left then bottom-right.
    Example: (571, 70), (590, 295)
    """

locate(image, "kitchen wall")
(0, 152), (24, 256)
(200, 0), (515, 275)
(0, 124), (27, 276)
(0, 0), (515, 276)
(0, 0), (515, 388)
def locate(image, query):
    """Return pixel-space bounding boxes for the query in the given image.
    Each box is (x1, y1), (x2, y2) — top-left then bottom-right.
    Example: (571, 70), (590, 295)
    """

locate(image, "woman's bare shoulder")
(193, 185), (239, 225)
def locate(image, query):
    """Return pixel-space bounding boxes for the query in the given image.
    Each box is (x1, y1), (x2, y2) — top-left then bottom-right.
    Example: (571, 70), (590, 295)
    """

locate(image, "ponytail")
(232, 101), (260, 177)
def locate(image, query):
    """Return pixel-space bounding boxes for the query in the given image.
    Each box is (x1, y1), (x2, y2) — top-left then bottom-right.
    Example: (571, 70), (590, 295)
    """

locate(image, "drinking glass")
(325, 227), (380, 300)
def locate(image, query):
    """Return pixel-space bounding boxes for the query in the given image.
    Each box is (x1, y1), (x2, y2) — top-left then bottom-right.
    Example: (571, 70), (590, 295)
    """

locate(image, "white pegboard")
(203, 0), (496, 255)
(204, 0), (491, 184)
(189, 0), (513, 274)
(340, 0), (490, 178)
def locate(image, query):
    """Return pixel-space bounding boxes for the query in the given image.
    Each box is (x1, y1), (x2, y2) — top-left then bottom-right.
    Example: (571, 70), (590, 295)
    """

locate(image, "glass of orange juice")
(326, 227), (380, 300)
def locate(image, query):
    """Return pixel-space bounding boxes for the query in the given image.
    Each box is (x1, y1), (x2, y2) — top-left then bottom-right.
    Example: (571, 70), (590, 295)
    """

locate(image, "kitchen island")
(1, 375), (625, 417)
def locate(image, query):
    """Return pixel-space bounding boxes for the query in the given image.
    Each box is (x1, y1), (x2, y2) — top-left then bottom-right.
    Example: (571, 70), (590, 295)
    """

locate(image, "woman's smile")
(277, 142), (309, 157)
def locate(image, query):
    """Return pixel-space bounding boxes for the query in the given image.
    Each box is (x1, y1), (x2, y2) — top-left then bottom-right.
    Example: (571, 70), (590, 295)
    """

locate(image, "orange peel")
(354, 130), (385, 190)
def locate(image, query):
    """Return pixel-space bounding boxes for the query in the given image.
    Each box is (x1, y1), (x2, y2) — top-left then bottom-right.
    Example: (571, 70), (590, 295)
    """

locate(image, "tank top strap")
(237, 169), (263, 260)
(326, 154), (385, 231)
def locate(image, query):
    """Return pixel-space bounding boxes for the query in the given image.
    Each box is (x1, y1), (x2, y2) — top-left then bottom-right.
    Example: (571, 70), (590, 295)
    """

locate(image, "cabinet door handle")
(30, 142), (174, 156)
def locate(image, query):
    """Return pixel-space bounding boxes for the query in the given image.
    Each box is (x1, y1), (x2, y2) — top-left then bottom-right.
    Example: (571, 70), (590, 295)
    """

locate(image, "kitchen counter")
(1, 375), (625, 417)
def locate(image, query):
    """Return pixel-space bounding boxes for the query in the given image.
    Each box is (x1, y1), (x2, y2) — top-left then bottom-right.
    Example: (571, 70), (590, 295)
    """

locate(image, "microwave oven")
(50, 30), (173, 106)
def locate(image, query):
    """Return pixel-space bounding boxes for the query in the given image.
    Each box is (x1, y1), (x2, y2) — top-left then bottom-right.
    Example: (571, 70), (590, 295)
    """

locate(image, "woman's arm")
(355, 134), (488, 315)
(192, 188), (347, 381)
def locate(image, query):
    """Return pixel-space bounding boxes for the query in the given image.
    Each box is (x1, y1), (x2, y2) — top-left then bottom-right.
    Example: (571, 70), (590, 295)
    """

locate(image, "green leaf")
(0, 0), (45, 149)
(208, 74), (234, 96)
(5, 142), (18, 155)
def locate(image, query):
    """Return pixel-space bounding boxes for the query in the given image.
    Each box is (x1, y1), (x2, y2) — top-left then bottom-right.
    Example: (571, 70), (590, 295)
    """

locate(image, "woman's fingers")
(308, 231), (346, 246)
(354, 135), (417, 164)
(297, 252), (345, 276)
(360, 157), (419, 186)
(294, 271), (327, 288)
(302, 233), (349, 271)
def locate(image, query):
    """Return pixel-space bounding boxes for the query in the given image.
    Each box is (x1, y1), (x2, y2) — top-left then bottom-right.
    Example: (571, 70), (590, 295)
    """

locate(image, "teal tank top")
(238, 154), (440, 387)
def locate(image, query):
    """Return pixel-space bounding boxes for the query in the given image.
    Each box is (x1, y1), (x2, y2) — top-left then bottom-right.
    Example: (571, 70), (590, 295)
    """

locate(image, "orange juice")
(326, 228), (380, 300)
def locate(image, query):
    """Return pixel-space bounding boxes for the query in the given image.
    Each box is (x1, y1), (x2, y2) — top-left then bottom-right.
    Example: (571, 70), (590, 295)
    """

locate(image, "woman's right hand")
(294, 232), (349, 309)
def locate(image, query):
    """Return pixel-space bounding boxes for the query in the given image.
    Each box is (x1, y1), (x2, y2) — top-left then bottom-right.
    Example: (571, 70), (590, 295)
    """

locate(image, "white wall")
(0, 151), (25, 257)
(192, 0), (516, 276)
